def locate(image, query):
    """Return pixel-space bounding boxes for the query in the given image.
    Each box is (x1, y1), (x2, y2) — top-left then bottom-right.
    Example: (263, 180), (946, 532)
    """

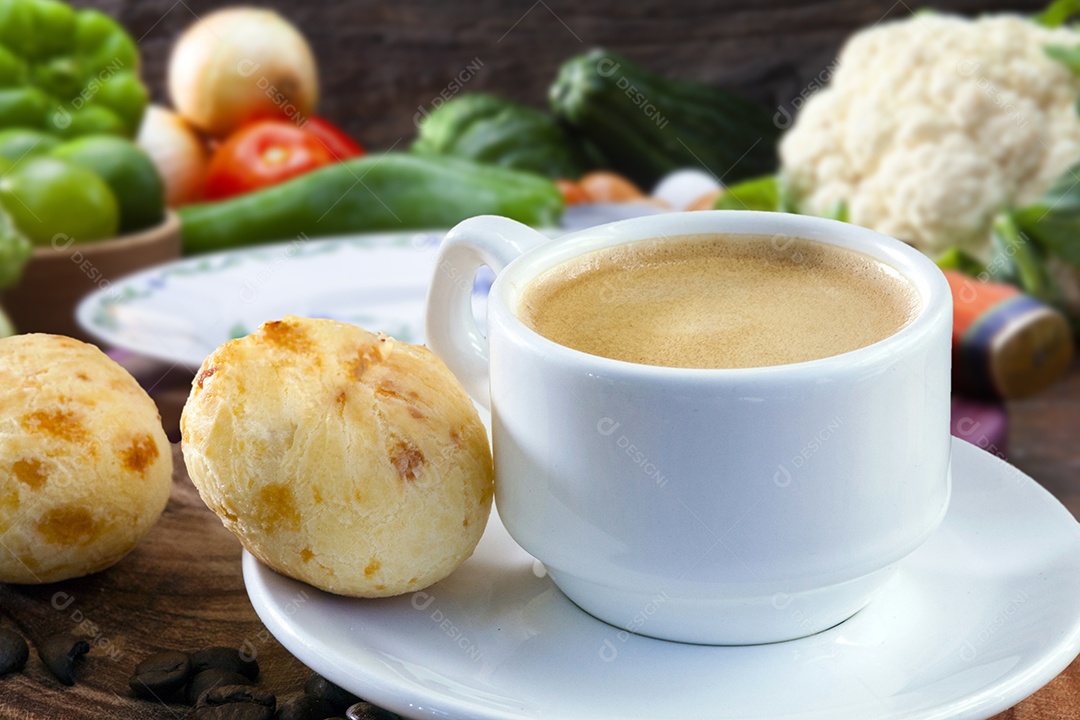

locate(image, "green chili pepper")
(0, 0), (146, 138)
(179, 154), (565, 255)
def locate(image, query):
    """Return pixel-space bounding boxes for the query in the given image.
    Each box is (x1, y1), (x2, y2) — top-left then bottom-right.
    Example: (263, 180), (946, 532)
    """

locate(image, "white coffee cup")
(425, 211), (952, 645)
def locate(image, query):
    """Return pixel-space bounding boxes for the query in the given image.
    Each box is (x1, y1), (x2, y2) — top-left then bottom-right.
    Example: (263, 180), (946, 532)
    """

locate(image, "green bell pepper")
(0, 0), (146, 138)
(0, 126), (58, 160)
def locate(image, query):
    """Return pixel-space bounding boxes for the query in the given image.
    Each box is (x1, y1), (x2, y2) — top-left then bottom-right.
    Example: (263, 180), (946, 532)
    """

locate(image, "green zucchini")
(550, 49), (779, 189)
(412, 92), (593, 179)
(179, 154), (564, 254)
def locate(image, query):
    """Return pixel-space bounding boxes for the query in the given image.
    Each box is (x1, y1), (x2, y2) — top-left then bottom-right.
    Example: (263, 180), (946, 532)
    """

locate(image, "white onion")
(651, 169), (722, 210)
(137, 105), (210, 208)
(168, 7), (319, 138)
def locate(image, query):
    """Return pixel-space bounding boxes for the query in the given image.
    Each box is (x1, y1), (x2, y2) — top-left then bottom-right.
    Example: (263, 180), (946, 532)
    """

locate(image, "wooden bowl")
(0, 211), (181, 342)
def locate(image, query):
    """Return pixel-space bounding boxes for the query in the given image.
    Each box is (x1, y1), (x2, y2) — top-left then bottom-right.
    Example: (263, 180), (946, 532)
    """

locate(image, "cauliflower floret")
(781, 14), (1080, 256)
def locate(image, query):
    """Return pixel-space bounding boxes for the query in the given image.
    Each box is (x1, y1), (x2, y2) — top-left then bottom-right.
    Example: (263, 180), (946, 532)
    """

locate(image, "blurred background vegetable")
(0, 209), (30, 289)
(0, 127), (58, 159)
(412, 92), (593, 179)
(778, 12), (1080, 259)
(652, 170), (722, 211)
(167, 6), (318, 138)
(550, 48), (779, 189)
(0, 155), (118, 244)
(0, 304), (12, 337)
(570, 171), (646, 204)
(205, 117), (361, 200)
(0, 0), (166, 303)
(0, 1), (147, 138)
(136, 105), (209, 207)
(52, 134), (165, 233)
(944, 269), (1073, 399)
(303, 116), (364, 161)
(180, 154), (564, 253)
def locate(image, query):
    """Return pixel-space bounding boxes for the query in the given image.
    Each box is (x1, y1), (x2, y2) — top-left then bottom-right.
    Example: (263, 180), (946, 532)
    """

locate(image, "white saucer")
(243, 438), (1080, 720)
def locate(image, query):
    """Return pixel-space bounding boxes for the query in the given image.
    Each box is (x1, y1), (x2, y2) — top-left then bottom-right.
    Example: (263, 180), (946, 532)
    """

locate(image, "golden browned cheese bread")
(180, 316), (493, 597)
(0, 334), (173, 584)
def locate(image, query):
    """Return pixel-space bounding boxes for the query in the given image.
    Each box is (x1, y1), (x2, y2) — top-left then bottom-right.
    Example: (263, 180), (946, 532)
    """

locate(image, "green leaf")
(991, 212), (1066, 306)
(777, 175), (799, 214)
(935, 247), (986, 276)
(713, 175), (780, 211)
(823, 199), (848, 223)
(1012, 162), (1080, 265)
(1035, 0), (1080, 27)
(1044, 44), (1080, 74)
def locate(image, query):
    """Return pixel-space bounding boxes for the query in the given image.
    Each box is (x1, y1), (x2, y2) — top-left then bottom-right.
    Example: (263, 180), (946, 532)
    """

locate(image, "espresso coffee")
(518, 234), (920, 369)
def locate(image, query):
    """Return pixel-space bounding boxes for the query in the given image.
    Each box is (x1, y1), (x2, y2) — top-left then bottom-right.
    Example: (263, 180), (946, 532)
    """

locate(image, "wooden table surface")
(1, 361), (1078, 719)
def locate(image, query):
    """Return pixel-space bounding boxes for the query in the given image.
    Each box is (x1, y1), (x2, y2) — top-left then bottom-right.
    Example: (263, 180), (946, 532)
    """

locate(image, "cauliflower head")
(780, 14), (1080, 256)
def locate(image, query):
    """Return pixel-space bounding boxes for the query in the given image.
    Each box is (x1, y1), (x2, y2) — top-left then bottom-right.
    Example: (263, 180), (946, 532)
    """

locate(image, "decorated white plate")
(244, 438), (1080, 720)
(75, 230), (491, 368)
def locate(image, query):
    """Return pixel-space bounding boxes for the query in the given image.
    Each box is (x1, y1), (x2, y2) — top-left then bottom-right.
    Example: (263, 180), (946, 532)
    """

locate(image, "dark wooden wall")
(73, 0), (1047, 149)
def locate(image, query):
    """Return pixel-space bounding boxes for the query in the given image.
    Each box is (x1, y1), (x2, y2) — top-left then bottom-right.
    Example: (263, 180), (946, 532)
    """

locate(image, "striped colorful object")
(945, 271), (1073, 399)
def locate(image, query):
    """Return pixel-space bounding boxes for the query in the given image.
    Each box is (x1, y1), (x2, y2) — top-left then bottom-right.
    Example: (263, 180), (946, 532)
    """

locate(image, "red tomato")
(205, 121), (337, 200)
(303, 117), (365, 161)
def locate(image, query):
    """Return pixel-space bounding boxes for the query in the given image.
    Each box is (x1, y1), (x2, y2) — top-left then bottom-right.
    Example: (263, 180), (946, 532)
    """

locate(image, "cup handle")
(425, 215), (551, 409)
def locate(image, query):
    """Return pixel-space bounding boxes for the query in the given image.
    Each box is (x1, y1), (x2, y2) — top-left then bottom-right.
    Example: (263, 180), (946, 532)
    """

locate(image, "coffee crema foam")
(517, 234), (921, 369)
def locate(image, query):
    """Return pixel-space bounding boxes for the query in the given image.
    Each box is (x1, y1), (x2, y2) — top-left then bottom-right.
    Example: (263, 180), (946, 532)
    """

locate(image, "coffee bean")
(194, 703), (275, 720)
(275, 693), (335, 720)
(191, 646), (260, 681)
(345, 702), (398, 720)
(276, 692), (338, 720)
(193, 684), (275, 720)
(199, 684), (276, 708)
(304, 674), (359, 712)
(0, 628), (29, 676)
(188, 668), (254, 705)
(38, 633), (89, 686)
(129, 650), (191, 699)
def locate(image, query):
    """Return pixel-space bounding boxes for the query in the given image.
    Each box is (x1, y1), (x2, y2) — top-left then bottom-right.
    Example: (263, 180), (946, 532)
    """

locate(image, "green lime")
(0, 200), (30, 289)
(0, 128), (59, 162)
(0, 305), (14, 337)
(0, 155), (118, 245)
(52, 134), (164, 233)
